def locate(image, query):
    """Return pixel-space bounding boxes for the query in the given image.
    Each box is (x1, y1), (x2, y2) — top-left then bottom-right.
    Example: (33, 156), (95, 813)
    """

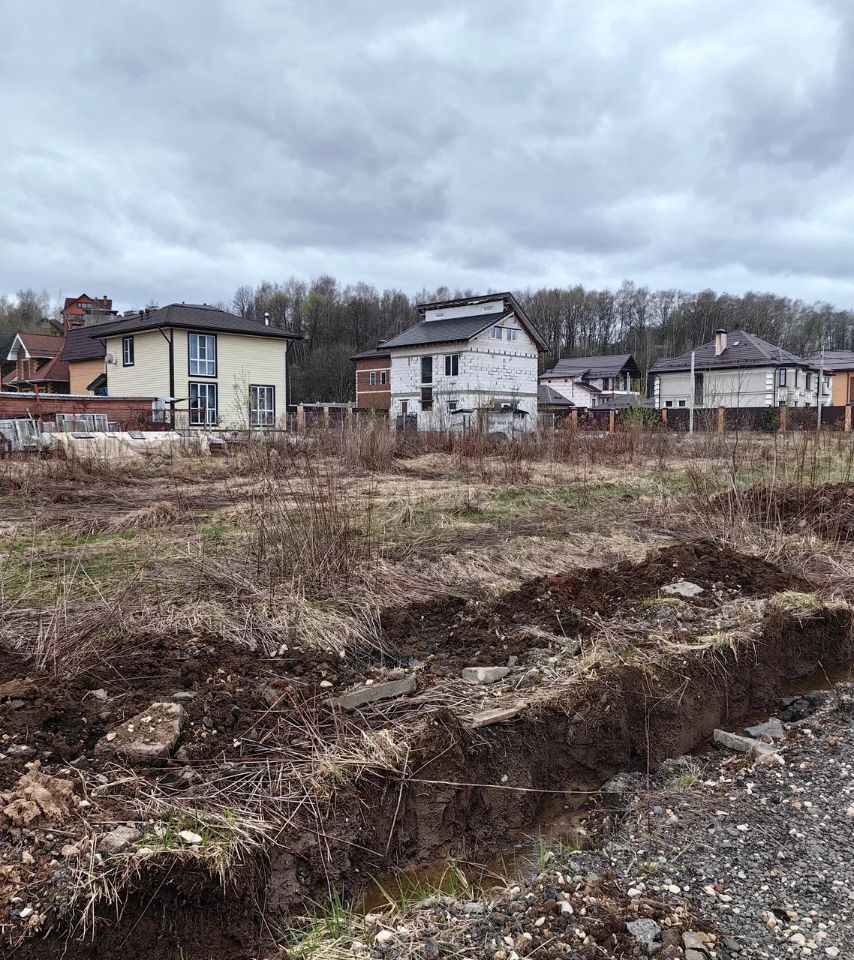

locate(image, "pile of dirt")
(382, 541), (805, 666)
(711, 481), (854, 542)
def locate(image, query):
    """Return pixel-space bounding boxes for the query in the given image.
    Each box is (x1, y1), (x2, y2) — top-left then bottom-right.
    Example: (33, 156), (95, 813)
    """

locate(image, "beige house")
(651, 329), (818, 410)
(87, 304), (300, 428)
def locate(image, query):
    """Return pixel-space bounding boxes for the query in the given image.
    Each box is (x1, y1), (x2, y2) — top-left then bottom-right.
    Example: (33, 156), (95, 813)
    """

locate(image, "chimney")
(714, 329), (728, 357)
(264, 311), (271, 326)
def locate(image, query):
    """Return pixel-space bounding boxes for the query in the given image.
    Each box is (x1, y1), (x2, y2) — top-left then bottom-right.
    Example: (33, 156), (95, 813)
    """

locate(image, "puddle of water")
(360, 782), (597, 912)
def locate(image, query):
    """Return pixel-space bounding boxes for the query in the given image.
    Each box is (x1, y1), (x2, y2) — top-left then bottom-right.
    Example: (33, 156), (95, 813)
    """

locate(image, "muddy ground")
(3, 451), (854, 959)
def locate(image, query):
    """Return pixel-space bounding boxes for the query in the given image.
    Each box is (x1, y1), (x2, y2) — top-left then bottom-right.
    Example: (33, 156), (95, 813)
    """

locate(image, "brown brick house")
(351, 346), (391, 411)
(2, 332), (69, 392)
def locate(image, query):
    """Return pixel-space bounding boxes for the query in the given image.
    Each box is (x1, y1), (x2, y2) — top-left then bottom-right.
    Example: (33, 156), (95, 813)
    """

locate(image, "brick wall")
(0, 392), (163, 430)
(355, 357), (391, 411)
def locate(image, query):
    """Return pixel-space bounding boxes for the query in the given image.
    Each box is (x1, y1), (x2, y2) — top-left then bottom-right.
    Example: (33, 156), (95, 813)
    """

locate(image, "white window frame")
(506, 328), (519, 342)
(122, 336), (134, 366)
(444, 354), (459, 376)
(490, 326), (503, 340)
(778, 368), (787, 387)
(189, 382), (218, 426)
(249, 384), (275, 427)
(369, 371), (377, 386)
(189, 333), (217, 377)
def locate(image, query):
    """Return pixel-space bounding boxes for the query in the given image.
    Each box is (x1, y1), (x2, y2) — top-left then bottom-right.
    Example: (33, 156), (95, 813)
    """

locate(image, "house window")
(491, 326), (502, 340)
(122, 336), (134, 366)
(805, 372), (812, 391)
(420, 386), (433, 411)
(694, 372), (704, 407)
(665, 400), (674, 408)
(189, 382), (218, 426)
(678, 400), (686, 407)
(448, 399), (458, 411)
(401, 400), (408, 415)
(189, 333), (217, 377)
(794, 369), (799, 387)
(380, 371), (387, 385)
(506, 329), (519, 342)
(778, 369), (787, 387)
(369, 372), (377, 386)
(250, 385), (275, 426)
(420, 356), (433, 384)
(444, 354), (459, 376)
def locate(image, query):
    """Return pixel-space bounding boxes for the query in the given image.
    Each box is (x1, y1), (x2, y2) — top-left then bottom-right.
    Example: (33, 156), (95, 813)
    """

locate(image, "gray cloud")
(1, 0), (854, 310)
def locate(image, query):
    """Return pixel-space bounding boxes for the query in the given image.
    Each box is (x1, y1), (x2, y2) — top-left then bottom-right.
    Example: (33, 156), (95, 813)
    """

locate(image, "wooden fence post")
(845, 405), (852, 433)
(323, 405), (331, 428)
(717, 406), (725, 434)
(608, 411), (616, 433)
(660, 407), (668, 427)
(296, 404), (305, 432)
(570, 409), (578, 430)
(778, 404), (788, 432)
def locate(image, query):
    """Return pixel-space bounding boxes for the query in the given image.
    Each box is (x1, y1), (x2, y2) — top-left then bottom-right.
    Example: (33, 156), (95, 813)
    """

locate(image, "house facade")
(539, 354), (642, 409)
(3, 332), (69, 393)
(809, 351), (854, 407)
(351, 347), (391, 411)
(651, 330), (818, 410)
(61, 326), (107, 394)
(381, 293), (546, 433)
(86, 303), (300, 428)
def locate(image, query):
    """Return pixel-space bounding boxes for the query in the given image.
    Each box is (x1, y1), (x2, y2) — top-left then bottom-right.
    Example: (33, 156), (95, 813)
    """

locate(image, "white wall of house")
(540, 377), (599, 407)
(654, 366), (818, 409)
(389, 313), (539, 431)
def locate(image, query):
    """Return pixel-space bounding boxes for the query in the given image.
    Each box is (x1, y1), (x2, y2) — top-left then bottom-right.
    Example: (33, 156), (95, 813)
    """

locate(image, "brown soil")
(3, 543), (849, 960)
(711, 481), (854, 542)
(381, 541), (805, 667)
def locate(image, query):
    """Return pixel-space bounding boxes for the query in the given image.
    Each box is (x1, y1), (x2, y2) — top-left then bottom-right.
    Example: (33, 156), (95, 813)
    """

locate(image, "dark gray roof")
(538, 383), (575, 407)
(386, 292), (547, 350)
(650, 331), (811, 374)
(350, 346), (391, 361)
(61, 326), (107, 363)
(541, 354), (639, 380)
(86, 303), (301, 341)
(381, 312), (514, 349)
(808, 350), (854, 371)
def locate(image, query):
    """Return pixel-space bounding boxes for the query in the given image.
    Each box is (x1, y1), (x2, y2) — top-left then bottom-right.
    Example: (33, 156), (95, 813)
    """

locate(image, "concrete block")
(328, 675), (416, 711)
(461, 666), (510, 685)
(470, 703), (525, 728)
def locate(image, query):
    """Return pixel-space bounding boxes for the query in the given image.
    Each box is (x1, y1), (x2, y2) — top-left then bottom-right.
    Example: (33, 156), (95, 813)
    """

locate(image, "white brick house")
(382, 293), (546, 433)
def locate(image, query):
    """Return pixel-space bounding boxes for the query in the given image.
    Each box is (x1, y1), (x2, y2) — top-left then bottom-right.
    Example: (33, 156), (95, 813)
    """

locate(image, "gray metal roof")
(61, 326), (107, 362)
(541, 353), (638, 380)
(381, 312), (513, 349)
(86, 303), (302, 341)
(538, 383), (575, 407)
(808, 350), (854, 371)
(650, 331), (812, 374)
(350, 345), (391, 361)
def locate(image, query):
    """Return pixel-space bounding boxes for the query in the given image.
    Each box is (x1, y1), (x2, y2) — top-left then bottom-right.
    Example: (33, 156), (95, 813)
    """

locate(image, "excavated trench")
(10, 545), (854, 960)
(15, 595), (854, 960)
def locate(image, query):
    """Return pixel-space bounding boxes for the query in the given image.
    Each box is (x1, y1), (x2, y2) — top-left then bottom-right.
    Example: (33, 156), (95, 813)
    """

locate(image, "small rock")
(89, 689), (109, 701)
(462, 666), (511, 685)
(744, 718), (786, 740)
(713, 728), (779, 758)
(375, 930), (395, 944)
(19, 906), (33, 919)
(826, 947), (840, 958)
(178, 829), (202, 845)
(99, 825), (141, 854)
(627, 918), (662, 944)
(661, 580), (704, 598)
(95, 703), (186, 762)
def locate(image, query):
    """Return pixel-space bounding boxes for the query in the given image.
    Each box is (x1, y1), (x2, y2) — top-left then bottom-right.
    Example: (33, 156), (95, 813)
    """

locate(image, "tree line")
(233, 277), (854, 401)
(2, 281), (852, 403)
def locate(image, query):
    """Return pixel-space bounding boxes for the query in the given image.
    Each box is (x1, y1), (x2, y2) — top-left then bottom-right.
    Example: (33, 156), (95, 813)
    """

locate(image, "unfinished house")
(651, 330), (818, 409)
(539, 354), (642, 409)
(382, 293), (546, 433)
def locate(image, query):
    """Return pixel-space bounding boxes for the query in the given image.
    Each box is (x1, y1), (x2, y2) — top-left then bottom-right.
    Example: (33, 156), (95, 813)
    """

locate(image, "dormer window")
(491, 326), (502, 340)
(506, 329), (519, 342)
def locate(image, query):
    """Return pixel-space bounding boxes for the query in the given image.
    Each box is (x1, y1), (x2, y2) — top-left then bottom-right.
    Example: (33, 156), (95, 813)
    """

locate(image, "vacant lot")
(2, 427), (854, 958)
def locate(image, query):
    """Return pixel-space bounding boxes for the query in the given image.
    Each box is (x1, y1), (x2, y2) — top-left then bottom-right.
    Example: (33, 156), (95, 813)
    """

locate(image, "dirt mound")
(382, 541), (805, 665)
(711, 482), (854, 542)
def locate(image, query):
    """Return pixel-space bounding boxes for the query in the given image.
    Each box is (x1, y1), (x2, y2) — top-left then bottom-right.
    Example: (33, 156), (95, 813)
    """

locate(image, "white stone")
(178, 830), (202, 845)
(661, 580), (705, 598)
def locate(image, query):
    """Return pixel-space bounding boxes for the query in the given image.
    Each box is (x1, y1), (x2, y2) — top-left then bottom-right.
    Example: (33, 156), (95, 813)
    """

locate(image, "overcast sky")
(2, 0), (853, 312)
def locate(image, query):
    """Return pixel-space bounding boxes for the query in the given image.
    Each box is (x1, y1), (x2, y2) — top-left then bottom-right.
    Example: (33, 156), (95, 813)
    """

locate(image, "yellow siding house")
(87, 304), (300, 428)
